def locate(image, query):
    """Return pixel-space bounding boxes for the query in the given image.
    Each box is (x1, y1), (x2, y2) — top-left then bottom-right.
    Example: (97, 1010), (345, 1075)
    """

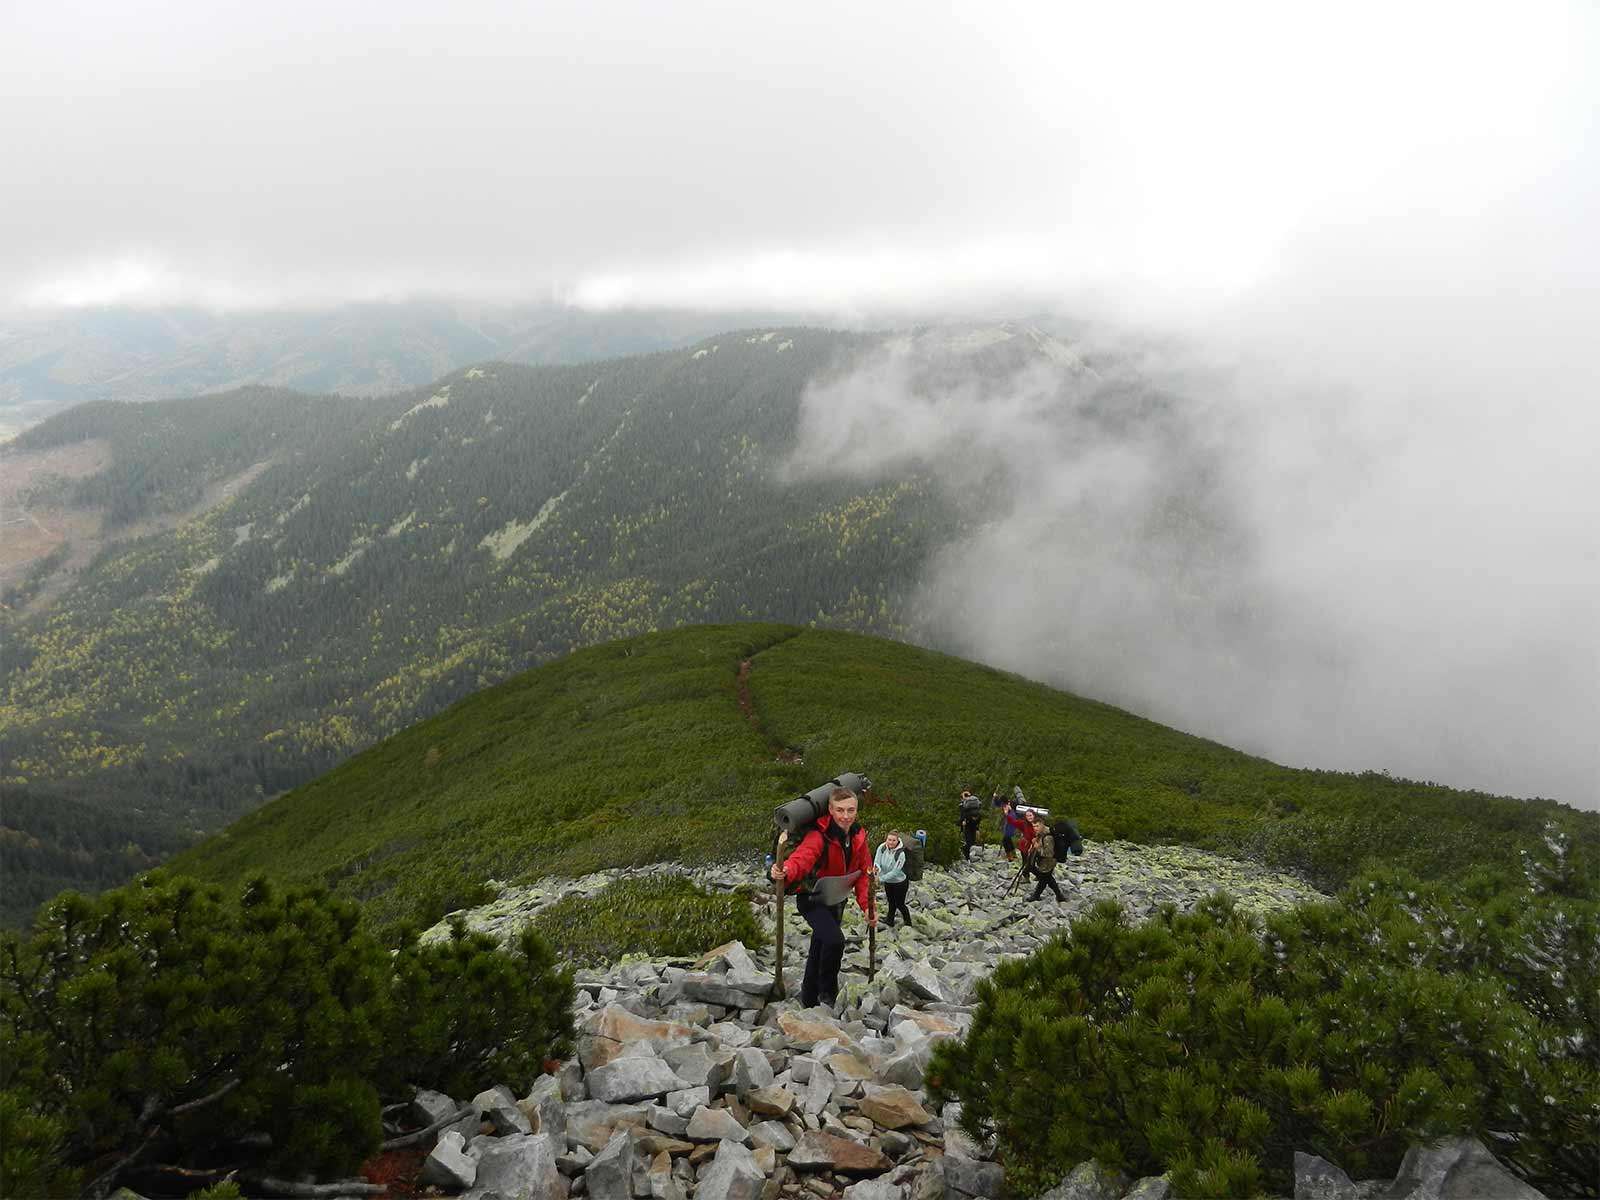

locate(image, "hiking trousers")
(961, 820), (979, 859)
(883, 879), (911, 925)
(1030, 868), (1064, 902)
(798, 900), (846, 1006)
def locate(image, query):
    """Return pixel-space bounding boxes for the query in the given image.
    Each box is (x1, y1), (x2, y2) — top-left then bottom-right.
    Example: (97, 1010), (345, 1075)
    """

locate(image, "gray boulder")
(465, 1131), (568, 1200)
(942, 1156), (1003, 1200)
(522, 1074), (567, 1140)
(585, 1129), (636, 1200)
(694, 1138), (767, 1200)
(413, 1088), (461, 1128)
(1383, 1136), (1545, 1200)
(588, 1057), (684, 1103)
(749, 1119), (796, 1152)
(665, 1085), (711, 1118)
(421, 1130), (478, 1191)
(1034, 1161), (1129, 1200)
(1123, 1178), (1171, 1200)
(734, 1047), (776, 1094)
(686, 1106), (750, 1143)
(1297, 1152), (1360, 1200)
(843, 1175), (907, 1200)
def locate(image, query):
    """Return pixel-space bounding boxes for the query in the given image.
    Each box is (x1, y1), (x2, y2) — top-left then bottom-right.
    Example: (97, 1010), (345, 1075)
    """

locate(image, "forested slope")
(2, 328), (973, 919)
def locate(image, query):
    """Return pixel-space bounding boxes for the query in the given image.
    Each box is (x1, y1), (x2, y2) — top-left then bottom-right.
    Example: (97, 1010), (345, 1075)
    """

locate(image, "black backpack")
(1051, 819), (1083, 856)
(959, 794), (982, 818)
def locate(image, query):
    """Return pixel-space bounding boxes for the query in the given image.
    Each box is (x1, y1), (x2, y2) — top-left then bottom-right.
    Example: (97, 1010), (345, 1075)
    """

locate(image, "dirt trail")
(735, 653), (804, 764)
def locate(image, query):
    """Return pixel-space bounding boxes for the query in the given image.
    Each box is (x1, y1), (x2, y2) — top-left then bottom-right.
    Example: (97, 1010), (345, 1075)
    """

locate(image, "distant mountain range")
(0, 301), (806, 439)
(7, 323), (1063, 920)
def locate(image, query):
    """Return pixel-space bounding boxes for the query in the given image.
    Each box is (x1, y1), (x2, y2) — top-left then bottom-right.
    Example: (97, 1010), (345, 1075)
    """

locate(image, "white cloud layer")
(5, 0), (1596, 802)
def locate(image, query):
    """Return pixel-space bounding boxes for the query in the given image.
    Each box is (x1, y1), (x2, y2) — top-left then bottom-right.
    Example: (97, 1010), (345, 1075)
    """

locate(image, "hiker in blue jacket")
(874, 830), (914, 928)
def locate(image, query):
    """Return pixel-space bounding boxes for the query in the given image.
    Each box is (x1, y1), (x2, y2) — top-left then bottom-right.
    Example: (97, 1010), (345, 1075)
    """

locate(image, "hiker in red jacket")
(769, 786), (875, 1008)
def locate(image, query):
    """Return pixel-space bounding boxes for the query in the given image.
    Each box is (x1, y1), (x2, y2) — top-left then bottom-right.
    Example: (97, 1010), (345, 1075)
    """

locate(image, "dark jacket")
(782, 815), (871, 911)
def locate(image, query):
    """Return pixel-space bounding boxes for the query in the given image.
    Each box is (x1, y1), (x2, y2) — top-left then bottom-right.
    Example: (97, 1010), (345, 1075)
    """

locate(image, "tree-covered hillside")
(169, 625), (1597, 941)
(4, 329), (991, 920)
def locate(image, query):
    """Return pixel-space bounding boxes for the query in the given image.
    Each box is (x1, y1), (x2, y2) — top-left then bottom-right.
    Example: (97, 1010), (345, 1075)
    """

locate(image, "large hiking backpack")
(1051, 819), (1084, 857)
(959, 794), (982, 818)
(902, 837), (925, 881)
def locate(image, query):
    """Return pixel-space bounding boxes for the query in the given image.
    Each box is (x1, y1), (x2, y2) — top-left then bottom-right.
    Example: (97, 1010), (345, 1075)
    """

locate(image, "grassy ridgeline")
(169, 624), (1598, 940)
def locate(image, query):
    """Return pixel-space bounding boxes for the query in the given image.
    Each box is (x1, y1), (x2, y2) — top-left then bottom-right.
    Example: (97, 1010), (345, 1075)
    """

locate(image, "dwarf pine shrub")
(533, 872), (768, 964)
(929, 847), (1599, 1199)
(0, 871), (573, 1197)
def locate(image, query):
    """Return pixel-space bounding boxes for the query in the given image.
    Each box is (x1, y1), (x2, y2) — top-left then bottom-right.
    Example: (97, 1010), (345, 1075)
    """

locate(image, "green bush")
(930, 839), (1599, 1198)
(0, 871), (573, 1197)
(386, 919), (575, 1099)
(533, 873), (768, 964)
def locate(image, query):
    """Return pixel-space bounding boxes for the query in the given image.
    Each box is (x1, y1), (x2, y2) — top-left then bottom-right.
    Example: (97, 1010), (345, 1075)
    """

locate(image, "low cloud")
(785, 314), (1598, 808)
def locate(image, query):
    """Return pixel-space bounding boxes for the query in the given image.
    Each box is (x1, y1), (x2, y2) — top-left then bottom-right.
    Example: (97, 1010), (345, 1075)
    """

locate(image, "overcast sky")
(5, 0), (1592, 315)
(6, 0), (1597, 803)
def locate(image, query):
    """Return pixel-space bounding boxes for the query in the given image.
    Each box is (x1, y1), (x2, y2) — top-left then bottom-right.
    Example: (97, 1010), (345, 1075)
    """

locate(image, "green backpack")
(902, 837), (925, 881)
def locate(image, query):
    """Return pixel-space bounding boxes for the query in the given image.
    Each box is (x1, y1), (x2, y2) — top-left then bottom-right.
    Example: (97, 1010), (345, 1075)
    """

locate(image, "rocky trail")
(391, 846), (1546, 1200)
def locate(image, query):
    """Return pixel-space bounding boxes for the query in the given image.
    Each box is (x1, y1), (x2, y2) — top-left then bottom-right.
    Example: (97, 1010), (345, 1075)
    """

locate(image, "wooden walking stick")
(773, 831), (789, 998)
(867, 864), (877, 982)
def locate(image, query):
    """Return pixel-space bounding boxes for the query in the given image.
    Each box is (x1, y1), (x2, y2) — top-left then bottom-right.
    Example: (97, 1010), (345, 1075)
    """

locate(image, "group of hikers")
(769, 781), (1083, 1009)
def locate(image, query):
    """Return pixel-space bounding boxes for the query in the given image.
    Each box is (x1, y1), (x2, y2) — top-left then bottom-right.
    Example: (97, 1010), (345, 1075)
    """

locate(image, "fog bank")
(786, 312), (1598, 808)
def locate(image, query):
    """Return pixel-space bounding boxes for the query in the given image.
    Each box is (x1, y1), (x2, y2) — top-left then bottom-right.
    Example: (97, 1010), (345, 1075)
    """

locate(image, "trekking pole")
(1004, 855), (1030, 899)
(773, 831), (789, 998)
(867, 865), (877, 982)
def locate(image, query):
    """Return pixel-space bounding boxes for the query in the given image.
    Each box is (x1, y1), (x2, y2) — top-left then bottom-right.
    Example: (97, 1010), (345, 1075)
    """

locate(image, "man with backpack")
(769, 786), (875, 1009)
(958, 789), (983, 860)
(1023, 810), (1064, 902)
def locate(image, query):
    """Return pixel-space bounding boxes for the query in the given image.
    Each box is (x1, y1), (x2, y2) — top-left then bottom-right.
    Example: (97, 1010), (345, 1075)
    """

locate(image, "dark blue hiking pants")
(798, 900), (846, 1007)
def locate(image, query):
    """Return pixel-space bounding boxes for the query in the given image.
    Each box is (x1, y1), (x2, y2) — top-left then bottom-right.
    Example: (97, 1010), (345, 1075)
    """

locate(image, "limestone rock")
(465, 1131), (568, 1200)
(413, 1088), (461, 1129)
(522, 1074), (567, 1140)
(1122, 1179), (1170, 1200)
(421, 1130), (478, 1191)
(687, 1106), (751, 1143)
(589, 1057), (685, 1103)
(942, 1156), (1003, 1200)
(779, 1011), (852, 1049)
(586, 1129), (637, 1200)
(1383, 1136), (1545, 1200)
(787, 1132), (893, 1175)
(665, 1085), (711, 1118)
(750, 1119), (797, 1152)
(1034, 1161), (1128, 1200)
(735, 1047), (777, 1093)
(858, 1087), (932, 1130)
(695, 1138), (768, 1200)
(1297, 1153), (1360, 1200)
(746, 1086), (796, 1118)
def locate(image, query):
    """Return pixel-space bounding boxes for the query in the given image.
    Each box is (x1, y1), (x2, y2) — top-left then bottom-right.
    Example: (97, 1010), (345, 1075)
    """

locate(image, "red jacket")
(782, 815), (872, 911)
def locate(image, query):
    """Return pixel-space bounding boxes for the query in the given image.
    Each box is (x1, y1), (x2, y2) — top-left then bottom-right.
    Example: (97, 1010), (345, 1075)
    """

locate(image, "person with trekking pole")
(874, 830), (913, 928)
(769, 785), (874, 1009)
(1023, 810), (1065, 903)
(958, 790), (982, 860)
(999, 798), (1028, 864)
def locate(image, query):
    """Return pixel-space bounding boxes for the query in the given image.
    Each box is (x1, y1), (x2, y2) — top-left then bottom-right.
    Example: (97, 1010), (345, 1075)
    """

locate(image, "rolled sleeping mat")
(773, 772), (872, 835)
